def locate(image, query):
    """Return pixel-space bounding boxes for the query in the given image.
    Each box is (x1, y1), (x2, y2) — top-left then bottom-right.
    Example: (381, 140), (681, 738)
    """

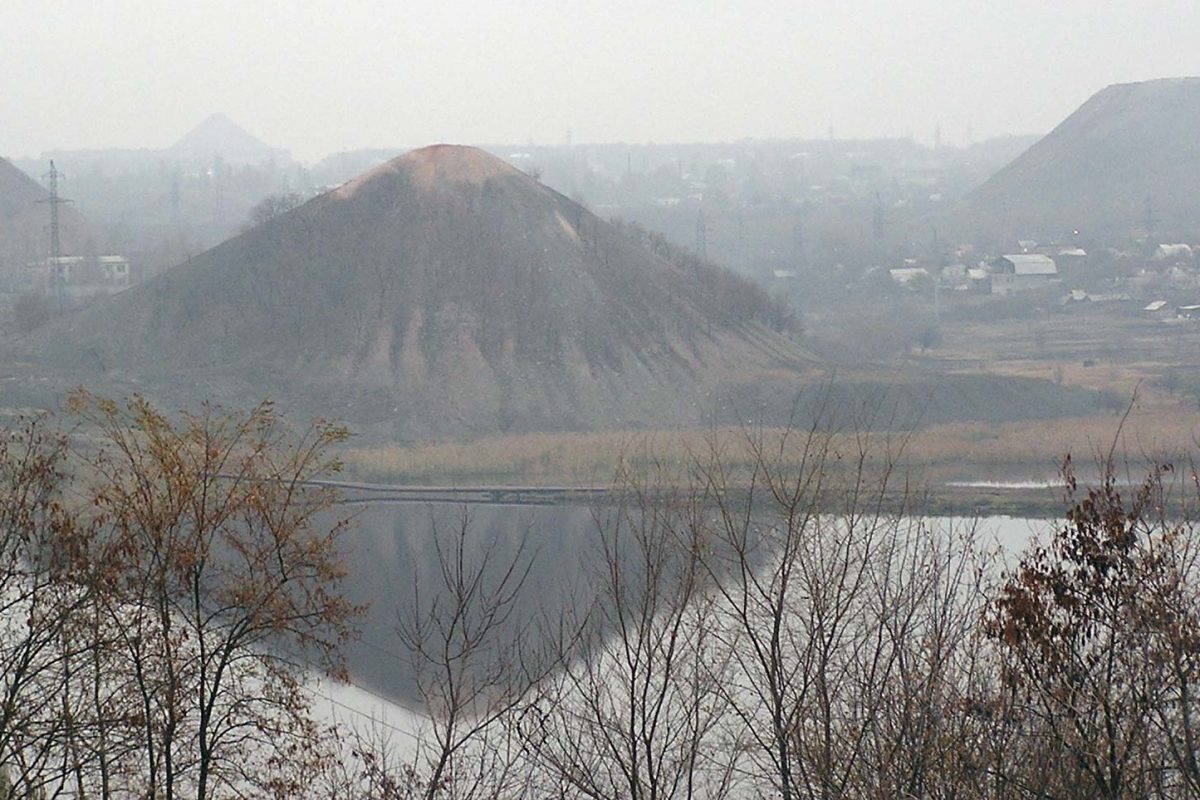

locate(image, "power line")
(305, 681), (422, 743)
(279, 642), (422, 742)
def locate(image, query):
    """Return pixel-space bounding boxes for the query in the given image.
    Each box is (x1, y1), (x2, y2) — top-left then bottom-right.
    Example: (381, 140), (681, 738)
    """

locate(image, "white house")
(1156, 244), (1194, 262)
(990, 254), (1058, 296)
(26, 254), (132, 298)
(888, 267), (931, 286)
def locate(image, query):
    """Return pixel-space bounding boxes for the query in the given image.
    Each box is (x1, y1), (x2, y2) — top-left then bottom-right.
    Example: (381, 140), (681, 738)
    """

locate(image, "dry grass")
(338, 395), (1200, 487)
(905, 405), (1200, 472)
(339, 308), (1200, 487)
(340, 429), (723, 486)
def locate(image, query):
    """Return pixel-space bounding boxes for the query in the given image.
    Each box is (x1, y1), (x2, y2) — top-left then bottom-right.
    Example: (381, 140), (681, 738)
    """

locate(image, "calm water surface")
(336, 502), (1056, 705)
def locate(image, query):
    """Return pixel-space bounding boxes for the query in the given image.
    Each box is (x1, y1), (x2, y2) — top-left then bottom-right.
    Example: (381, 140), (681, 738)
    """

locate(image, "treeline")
(3, 394), (1200, 799)
(356, 427), (1200, 800)
(612, 220), (799, 335)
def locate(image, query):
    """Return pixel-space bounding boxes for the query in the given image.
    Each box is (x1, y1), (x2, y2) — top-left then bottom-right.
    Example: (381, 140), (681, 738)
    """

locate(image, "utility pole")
(1143, 195), (1159, 238)
(38, 161), (72, 312)
(792, 217), (805, 268)
(729, 208), (739, 267)
(934, 271), (941, 320)
(695, 208), (708, 259)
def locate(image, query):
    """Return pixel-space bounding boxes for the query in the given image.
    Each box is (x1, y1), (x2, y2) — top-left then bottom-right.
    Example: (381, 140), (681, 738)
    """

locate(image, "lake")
(335, 501), (1056, 706)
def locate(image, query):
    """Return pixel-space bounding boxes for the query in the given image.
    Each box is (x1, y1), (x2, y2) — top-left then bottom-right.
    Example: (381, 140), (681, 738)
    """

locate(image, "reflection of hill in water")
(339, 501), (1050, 710)
(341, 503), (599, 705)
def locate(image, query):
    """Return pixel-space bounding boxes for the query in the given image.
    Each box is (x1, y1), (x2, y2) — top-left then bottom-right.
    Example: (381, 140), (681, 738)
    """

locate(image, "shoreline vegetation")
(336, 401), (1200, 518)
(4, 388), (1200, 797)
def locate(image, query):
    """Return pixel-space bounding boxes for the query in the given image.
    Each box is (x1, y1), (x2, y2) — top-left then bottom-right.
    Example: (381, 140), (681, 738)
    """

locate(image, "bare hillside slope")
(949, 78), (1200, 241)
(26, 145), (810, 438)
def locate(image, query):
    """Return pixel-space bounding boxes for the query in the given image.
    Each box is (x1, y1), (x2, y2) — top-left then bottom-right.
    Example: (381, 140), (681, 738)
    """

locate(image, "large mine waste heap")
(951, 77), (1200, 240)
(24, 145), (812, 438)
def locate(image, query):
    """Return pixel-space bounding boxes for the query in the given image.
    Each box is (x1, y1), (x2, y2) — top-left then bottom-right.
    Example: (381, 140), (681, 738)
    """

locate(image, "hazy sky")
(4, 1), (1198, 162)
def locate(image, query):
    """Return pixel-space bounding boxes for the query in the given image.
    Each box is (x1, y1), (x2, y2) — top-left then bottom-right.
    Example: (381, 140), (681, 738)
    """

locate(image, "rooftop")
(999, 254), (1057, 276)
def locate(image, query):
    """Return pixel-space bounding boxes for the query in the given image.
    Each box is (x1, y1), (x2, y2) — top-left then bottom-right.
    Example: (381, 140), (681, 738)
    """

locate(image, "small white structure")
(97, 256), (131, 285)
(26, 255), (132, 297)
(1055, 247), (1087, 275)
(967, 267), (991, 293)
(990, 254), (1058, 296)
(941, 264), (967, 279)
(1156, 244), (1194, 262)
(889, 267), (931, 286)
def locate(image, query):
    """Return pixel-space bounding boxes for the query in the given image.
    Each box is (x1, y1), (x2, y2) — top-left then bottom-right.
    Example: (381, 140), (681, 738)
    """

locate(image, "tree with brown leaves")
(0, 416), (91, 799)
(65, 391), (360, 800)
(985, 456), (1189, 798)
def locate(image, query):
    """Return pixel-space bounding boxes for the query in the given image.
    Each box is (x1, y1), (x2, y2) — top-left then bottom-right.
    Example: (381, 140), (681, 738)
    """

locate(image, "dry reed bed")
(339, 401), (1200, 486)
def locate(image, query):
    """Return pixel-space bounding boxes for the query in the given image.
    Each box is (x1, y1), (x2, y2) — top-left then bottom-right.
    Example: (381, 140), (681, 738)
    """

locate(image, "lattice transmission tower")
(38, 161), (73, 311)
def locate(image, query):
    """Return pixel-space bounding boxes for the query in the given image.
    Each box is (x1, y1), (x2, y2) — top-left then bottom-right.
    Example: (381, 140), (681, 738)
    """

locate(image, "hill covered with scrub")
(23, 145), (813, 439)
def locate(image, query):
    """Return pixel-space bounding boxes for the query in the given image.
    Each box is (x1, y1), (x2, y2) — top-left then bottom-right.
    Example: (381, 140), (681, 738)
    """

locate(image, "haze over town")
(7, 3), (1200, 798)
(5, 1), (1200, 160)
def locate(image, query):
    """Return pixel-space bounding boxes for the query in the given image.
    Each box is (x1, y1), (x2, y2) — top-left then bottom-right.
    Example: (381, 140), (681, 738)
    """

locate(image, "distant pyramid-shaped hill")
(951, 77), (1200, 241)
(28, 145), (810, 438)
(168, 113), (289, 164)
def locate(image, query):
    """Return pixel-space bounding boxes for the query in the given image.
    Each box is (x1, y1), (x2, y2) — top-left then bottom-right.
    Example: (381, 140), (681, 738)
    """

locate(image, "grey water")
(336, 502), (1054, 706)
(340, 502), (599, 703)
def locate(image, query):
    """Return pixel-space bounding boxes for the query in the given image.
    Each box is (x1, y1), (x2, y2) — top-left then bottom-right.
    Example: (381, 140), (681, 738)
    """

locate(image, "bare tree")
(65, 390), (360, 800)
(850, 518), (1000, 798)
(1142, 475), (1200, 797)
(245, 193), (303, 229)
(11, 392), (1200, 799)
(689, 421), (876, 800)
(395, 507), (555, 800)
(519, 461), (738, 800)
(683, 415), (1004, 800)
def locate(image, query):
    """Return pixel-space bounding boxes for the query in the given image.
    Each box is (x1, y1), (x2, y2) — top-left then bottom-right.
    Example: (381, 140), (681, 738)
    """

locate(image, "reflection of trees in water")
(341, 503), (596, 705)
(334, 419), (1200, 799)
(341, 499), (920, 709)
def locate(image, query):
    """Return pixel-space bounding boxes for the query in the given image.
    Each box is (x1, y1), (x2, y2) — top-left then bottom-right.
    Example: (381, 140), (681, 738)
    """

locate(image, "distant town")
(7, 94), (1200, 347)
